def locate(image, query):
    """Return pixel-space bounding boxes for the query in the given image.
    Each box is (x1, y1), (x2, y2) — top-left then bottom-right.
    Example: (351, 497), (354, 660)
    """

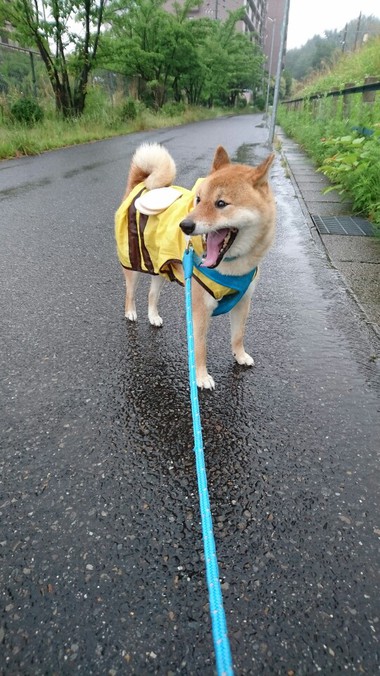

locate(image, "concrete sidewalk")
(277, 129), (380, 338)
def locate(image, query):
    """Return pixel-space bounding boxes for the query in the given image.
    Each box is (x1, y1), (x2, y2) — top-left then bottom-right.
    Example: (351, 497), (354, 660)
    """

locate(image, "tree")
(99, 1), (263, 108)
(184, 12), (263, 107)
(0, 0), (107, 116)
(285, 15), (380, 83)
(100, 0), (203, 108)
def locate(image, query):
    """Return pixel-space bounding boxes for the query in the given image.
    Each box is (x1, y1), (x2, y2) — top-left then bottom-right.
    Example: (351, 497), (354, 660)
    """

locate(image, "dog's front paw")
(149, 313), (163, 327)
(125, 310), (137, 322)
(234, 352), (254, 367)
(196, 373), (215, 390)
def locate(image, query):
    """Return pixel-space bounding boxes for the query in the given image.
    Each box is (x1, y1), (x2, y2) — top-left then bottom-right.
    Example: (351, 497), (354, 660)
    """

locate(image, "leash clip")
(183, 239), (194, 280)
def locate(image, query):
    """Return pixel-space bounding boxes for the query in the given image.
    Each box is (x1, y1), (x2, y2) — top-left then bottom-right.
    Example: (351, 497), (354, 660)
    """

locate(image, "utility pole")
(264, 17), (276, 125)
(341, 24), (347, 52)
(268, 0), (291, 147)
(354, 12), (362, 50)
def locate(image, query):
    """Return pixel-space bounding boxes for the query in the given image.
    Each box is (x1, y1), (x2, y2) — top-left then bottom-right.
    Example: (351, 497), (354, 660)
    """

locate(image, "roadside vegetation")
(285, 15), (380, 84)
(279, 36), (380, 228)
(0, 0), (264, 160)
(0, 98), (229, 159)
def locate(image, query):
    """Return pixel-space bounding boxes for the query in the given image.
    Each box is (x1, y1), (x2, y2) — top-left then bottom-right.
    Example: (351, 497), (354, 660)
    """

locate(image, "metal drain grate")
(311, 215), (374, 236)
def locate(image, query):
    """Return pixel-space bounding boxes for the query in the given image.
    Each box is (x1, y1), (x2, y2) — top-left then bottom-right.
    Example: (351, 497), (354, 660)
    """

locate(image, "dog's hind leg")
(123, 269), (139, 321)
(230, 294), (254, 367)
(148, 275), (165, 327)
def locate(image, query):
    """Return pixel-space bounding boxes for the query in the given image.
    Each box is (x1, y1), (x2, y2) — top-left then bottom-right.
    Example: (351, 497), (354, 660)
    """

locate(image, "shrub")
(254, 95), (265, 111)
(237, 97), (248, 109)
(120, 98), (138, 120)
(11, 97), (44, 125)
(84, 85), (110, 120)
(161, 101), (186, 117)
(0, 74), (8, 94)
(318, 128), (380, 227)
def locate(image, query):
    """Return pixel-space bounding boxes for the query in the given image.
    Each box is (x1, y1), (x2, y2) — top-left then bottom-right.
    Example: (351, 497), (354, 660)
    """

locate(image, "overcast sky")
(286, 0), (380, 49)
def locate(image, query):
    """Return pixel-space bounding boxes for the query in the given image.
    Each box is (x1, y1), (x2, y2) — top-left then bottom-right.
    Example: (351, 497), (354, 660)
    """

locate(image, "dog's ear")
(252, 153), (275, 185)
(210, 146), (230, 173)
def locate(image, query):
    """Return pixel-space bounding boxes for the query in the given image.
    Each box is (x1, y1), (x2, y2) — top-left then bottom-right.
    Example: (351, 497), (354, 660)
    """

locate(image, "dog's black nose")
(180, 219), (195, 235)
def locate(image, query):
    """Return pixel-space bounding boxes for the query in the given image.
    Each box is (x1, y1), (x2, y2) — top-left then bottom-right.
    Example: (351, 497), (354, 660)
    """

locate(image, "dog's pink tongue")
(202, 229), (229, 267)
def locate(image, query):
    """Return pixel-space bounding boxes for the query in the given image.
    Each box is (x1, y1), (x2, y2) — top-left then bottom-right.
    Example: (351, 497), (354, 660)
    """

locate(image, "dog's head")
(180, 146), (276, 269)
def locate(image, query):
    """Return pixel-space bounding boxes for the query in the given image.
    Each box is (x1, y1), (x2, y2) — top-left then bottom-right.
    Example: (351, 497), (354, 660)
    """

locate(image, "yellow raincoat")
(115, 180), (237, 301)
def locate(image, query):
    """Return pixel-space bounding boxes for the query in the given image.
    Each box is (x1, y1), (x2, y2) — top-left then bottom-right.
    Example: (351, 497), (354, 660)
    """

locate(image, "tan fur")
(124, 143), (176, 196)
(189, 154), (276, 278)
(119, 143), (276, 389)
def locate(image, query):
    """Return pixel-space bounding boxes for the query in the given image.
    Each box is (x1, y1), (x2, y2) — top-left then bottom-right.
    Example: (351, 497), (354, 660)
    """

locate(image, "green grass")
(0, 105), (230, 161)
(293, 36), (380, 96)
(278, 36), (380, 229)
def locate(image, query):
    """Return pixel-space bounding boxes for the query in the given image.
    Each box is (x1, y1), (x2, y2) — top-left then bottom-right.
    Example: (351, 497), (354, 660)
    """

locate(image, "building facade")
(164, 0), (268, 43)
(263, 0), (287, 76)
(163, 0), (288, 83)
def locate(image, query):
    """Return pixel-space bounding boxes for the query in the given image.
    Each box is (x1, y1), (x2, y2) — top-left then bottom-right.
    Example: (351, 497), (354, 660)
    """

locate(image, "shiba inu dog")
(115, 143), (276, 389)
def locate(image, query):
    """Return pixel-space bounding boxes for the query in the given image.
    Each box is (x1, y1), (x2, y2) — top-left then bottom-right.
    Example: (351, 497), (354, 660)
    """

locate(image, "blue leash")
(183, 245), (234, 676)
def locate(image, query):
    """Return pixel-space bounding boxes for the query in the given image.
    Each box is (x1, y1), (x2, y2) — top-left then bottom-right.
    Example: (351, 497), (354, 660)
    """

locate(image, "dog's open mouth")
(201, 228), (238, 268)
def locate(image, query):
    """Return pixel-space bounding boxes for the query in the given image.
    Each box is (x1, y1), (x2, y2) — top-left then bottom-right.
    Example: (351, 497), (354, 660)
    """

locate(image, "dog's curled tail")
(127, 143), (176, 193)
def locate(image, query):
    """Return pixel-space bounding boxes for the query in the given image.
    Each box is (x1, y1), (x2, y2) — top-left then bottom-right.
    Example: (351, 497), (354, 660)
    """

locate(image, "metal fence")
(0, 42), (46, 100)
(282, 78), (380, 105)
(0, 42), (131, 110)
(281, 78), (380, 125)
(90, 68), (132, 105)
(279, 78), (380, 134)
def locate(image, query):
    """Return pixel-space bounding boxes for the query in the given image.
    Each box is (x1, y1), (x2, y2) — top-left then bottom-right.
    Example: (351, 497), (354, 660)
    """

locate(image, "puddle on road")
(232, 143), (267, 165)
(0, 177), (53, 201)
(63, 160), (111, 179)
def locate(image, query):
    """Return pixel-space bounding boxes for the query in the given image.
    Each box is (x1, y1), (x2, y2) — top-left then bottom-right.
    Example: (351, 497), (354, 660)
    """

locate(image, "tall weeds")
(0, 96), (227, 160)
(278, 37), (380, 227)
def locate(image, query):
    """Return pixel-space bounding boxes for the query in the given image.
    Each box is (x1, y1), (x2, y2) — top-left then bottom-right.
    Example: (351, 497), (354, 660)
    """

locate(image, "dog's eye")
(215, 199), (228, 208)
(195, 195), (201, 204)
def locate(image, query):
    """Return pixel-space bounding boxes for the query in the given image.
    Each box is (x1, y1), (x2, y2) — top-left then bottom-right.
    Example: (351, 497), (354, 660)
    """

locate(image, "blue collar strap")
(194, 255), (257, 316)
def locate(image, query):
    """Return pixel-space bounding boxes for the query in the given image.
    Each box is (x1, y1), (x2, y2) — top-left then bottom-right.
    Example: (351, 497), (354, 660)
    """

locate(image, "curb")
(277, 130), (380, 342)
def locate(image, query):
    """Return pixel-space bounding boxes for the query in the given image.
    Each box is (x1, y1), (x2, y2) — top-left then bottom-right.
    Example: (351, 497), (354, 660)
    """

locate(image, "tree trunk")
(73, 64), (91, 116)
(55, 81), (73, 117)
(33, 33), (73, 117)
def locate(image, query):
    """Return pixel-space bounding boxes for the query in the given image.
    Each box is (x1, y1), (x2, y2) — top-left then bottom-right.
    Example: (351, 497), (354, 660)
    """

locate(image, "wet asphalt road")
(1, 115), (380, 675)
